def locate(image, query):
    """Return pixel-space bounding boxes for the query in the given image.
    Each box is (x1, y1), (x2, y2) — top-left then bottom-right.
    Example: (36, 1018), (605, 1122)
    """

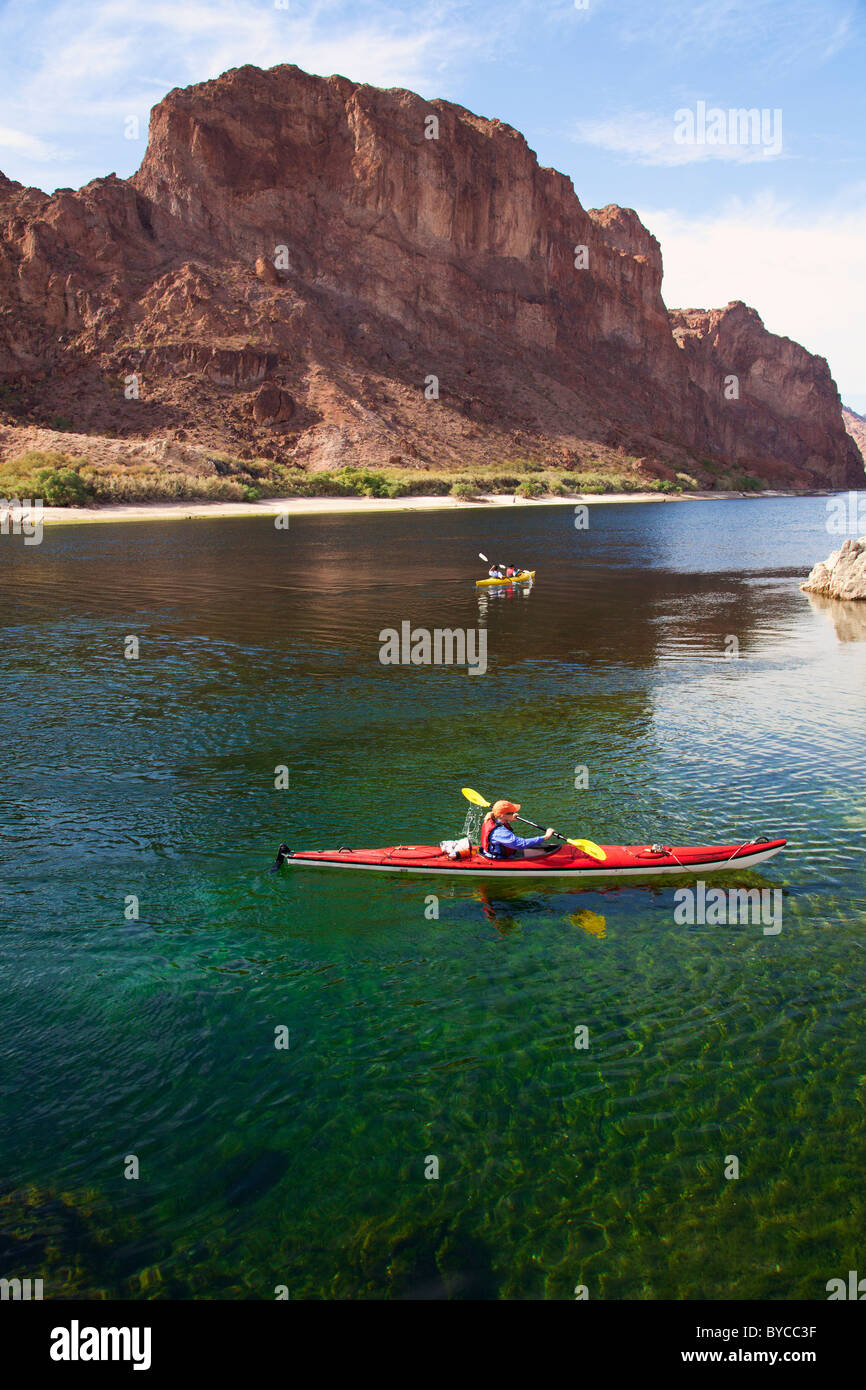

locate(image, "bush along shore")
(0, 450), (771, 507)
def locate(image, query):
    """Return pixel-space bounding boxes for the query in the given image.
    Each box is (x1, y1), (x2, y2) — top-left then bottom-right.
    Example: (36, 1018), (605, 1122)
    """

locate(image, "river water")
(1, 495), (864, 1298)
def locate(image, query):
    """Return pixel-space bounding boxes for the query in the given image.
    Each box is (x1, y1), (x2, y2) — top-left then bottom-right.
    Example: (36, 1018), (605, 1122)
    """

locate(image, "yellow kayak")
(475, 570), (535, 587)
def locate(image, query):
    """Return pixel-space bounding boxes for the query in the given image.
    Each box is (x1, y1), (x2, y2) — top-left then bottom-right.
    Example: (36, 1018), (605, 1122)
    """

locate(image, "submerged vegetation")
(0, 449), (769, 507)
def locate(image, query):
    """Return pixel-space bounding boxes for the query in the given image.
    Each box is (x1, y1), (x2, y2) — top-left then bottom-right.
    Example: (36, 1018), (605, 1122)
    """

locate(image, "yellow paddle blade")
(567, 838), (607, 862)
(461, 787), (490, 807)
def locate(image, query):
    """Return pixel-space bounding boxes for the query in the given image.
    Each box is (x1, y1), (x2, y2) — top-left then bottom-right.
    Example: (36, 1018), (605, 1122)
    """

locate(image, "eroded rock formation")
(801, 538), (866, 600)
(843, 407), (866, 467)
(0, 62), (860, 486)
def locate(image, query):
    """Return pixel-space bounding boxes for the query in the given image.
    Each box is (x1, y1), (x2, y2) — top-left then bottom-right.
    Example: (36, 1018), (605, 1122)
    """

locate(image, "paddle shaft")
(479, 551), (510, 571)
(462, 786), (605, 860)
(468, 789), (562, 840)
(513, 813), (565, 841)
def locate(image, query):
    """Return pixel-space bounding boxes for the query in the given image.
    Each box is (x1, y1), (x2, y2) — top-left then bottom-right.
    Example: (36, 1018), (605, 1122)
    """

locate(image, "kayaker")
(479, 800), (556, 859)
(488, 564), (504, 578)
(505, 564), (518, 578)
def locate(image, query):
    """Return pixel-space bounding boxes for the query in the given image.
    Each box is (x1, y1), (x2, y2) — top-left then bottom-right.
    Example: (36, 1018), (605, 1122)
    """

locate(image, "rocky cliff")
(843, 407), (866, 467)
(669, 303), (862, 487)
(0, 62), (861, 488)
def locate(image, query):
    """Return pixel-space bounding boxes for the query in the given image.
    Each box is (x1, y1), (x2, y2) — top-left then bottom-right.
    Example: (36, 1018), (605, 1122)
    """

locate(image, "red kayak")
(271, 838), (786, 879)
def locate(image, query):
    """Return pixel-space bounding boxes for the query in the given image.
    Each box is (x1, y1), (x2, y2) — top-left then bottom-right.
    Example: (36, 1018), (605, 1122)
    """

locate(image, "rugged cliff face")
(0, 61), (860, 487)
(670, 303), (863, 487)
(843, 407), (866, 468)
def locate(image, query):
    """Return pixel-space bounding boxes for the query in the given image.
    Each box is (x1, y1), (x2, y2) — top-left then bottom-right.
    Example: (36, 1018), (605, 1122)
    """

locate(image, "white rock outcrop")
(801, 537), (866, 600)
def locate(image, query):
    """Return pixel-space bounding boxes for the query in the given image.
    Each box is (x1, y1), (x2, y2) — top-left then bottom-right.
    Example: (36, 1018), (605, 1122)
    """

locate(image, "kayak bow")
(271, 838), (786, 878)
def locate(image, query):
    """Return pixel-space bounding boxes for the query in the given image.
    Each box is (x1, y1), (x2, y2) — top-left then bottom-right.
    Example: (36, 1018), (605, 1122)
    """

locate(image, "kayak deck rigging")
(271, 838), (786, 878)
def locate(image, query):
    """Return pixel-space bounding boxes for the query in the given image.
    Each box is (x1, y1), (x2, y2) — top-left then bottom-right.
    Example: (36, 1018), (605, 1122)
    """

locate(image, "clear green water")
(1, 496), (865, 1299)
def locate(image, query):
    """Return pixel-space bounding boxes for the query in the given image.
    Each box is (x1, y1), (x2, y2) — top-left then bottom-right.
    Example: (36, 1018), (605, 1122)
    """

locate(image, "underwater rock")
(0, 1182), (137, 1299)
(339, 1209), (499, 1299)
(221, 1149), (290, 1208)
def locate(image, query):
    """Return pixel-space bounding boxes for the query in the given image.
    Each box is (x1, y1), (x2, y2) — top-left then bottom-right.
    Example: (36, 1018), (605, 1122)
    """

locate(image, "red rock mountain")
(0, 62), (861, 487)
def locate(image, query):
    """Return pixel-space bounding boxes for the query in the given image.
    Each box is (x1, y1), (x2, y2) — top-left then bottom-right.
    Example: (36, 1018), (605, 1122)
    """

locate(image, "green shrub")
(201, 477), (247, 501)
(573, 472), (612, 493)
(33, 466), (95, 505)
(383, 474), (431, 498)
(3, 449), (78, 472)
(500, 457), (544, 474)
(2, 453), (96, 505)
(648, 479), (681, 494)
(515, 479), (546, 498)
(0, 451), (735, 508)
(208, 453), (242, 477)
(609, 472), (645, 493)
(736, 474), (764, 493)
(269, 467), (448, 500)
(406, 475), (451, 497)
(48, 415), (75, 432)
(379, 477), (405, 498)
(340, 468), (392, 497)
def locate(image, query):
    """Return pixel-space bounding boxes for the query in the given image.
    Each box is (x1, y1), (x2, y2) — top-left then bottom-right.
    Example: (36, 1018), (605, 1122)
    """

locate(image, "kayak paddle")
(479, 552), (532, 576)
(461, 786), (607, 861)
(478, 551), (510, 574)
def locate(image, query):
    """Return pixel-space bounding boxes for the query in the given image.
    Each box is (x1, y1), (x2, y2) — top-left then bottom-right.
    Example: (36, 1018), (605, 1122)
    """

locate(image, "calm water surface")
(1, 496), (864, 1298)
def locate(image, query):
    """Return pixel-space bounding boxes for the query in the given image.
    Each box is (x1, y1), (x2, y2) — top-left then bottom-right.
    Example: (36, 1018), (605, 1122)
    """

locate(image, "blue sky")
(1, 0), (864, 407)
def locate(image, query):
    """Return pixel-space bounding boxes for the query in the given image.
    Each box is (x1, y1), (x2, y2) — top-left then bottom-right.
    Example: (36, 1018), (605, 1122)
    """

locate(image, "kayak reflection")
(473, 885), (606, 938)
(569, 908), (607, 938)
(467, 867), (781, 935)
(477, 582), (533, 614)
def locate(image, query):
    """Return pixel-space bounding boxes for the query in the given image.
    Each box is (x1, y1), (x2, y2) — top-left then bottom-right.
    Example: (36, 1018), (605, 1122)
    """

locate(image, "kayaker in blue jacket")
(480, 800), (555, 858)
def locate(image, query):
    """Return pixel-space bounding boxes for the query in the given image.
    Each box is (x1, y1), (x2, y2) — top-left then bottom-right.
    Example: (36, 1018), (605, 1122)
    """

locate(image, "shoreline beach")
(29, 487), (814, 527)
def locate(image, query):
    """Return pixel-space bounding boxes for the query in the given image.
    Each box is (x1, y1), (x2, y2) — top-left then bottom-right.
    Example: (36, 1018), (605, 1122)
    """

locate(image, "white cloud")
(0, 126), (62, 163)
(573, 109), (787, 165)
(0, 0), (489, 188)
(640, 193), (866, 402)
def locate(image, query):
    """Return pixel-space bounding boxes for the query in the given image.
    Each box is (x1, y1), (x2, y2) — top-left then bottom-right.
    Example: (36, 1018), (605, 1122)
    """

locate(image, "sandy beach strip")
(30, 489), (799, 527)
